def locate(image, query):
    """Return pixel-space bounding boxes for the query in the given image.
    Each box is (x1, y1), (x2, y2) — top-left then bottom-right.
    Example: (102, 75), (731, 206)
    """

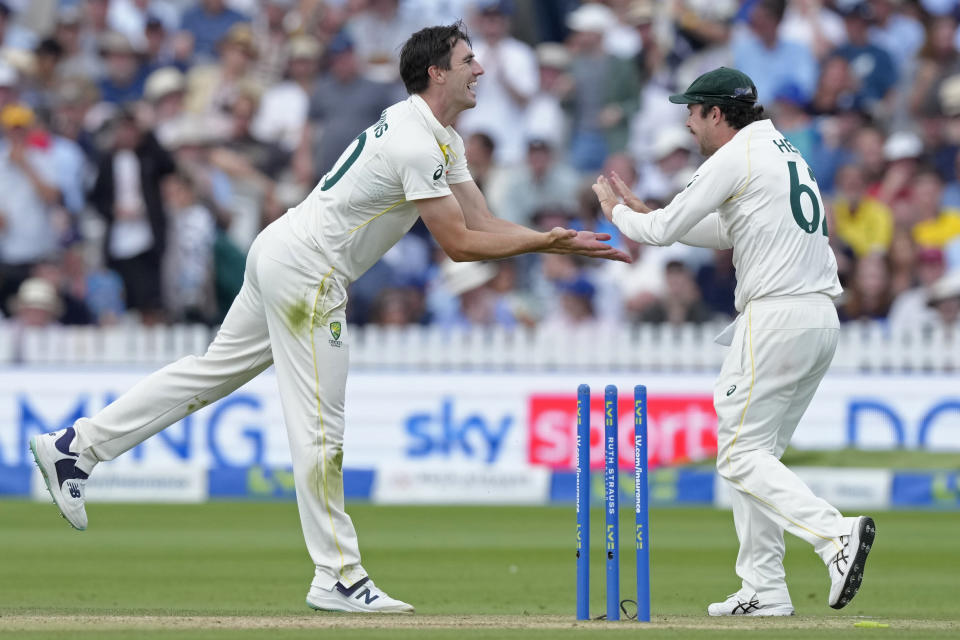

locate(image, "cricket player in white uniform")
(593, 67), (876, 616)
(29, 23), (629, 614)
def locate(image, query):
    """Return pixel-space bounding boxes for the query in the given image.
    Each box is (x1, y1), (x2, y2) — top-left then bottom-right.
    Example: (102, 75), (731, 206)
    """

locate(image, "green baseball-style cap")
(668, 67), (758, 106)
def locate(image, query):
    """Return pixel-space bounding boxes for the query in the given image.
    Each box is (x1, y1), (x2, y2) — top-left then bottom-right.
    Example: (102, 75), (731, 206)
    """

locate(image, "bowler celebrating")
(593, 67), (875, 616)
(29, 22), (628, 614)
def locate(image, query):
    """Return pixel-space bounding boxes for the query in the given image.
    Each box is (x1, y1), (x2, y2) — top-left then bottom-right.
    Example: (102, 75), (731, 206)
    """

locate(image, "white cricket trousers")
(72, 215), (367, 591)
(713, 293), (853, 605)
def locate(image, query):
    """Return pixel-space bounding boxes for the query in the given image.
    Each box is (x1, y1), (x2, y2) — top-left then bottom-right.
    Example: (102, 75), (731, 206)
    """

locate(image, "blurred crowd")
(1, 0), (960, 333)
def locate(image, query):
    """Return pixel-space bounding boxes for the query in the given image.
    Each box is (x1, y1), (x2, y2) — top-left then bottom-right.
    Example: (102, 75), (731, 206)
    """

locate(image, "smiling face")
(442, 38), (484, 112)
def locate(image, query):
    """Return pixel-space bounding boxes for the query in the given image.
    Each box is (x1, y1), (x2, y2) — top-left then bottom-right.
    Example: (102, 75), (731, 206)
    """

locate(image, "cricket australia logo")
(328, 321), (342, 348)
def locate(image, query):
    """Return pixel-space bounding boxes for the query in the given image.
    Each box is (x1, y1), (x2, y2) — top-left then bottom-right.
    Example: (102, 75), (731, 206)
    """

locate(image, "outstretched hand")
(545, 227), (632, 263)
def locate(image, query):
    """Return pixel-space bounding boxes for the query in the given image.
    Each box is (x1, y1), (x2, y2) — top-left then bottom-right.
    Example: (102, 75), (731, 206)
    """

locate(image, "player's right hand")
(546, 228), (632, 263)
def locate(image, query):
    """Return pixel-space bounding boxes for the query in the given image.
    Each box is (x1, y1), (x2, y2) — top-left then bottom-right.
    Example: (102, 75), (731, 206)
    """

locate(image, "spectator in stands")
(106, 0), (180, 52)
(346, 0), (422, 85)
(831, 163), (894, 257)
(208, 84), (288, 242)
(10, 277), (62, 328)
(142, 16), (192, 73)
(180, 0), (248, 62)
(0, 62), (17, 113)
(540, 276), (599, 330)
(252, 36), (321, 152)
(927, 269), (960, 327)
(0, 1), (36, 52)
(832, 2), (898, 115)
(639, 259), (713, 325)
(432, 258), (515, 328)
(779, 0), (845, 60)
(853, 125), (888, 186)
(161, 170), (216, 324)
(838, 251), (892, 322)
(55, 4), (104, 82)
(524, 42), (572, 149)
(369, 287), (419, 326)
(48, 76), (100, 162)
(0, 103), (60, 316)
(21, 38), (65, 112)
(868, 0), (925, 79)
(493, 137), (579, 226)
(89, 109), (174, 324)
(910, 14), (960, 118)
(696, 248), (737, 319)
(808, 54), (860, 115)
(668, 0), (737, 91)
(304, 32), (400, 181)
(911, 168), (960, 249)
(457, 0), (538, 164)
(732, 0), (817, 102)
(874, 130), (923, 207)
(463, 131), (503, 199)
(251, 0), (296, 86)
(888, 245), (947, 328)
(565, 2), (640, 172)
(31, 258), (93, 326)
(635, 126), (696, 202)
(770, 83), (818, 161)
(97, 31), (148, 105)
(143, 66), (189, 149)
(186, 23), (258, 119)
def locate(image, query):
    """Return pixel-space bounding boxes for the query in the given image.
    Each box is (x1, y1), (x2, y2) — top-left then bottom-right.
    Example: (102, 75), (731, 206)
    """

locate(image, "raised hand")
(591, 175), (620, 222)
(609, 171), (651, 213)
(546, 227), (631, 262)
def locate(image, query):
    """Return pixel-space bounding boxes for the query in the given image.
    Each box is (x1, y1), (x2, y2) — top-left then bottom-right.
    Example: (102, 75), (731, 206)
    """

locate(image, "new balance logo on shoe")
(355, 587), (379, 605)
(68, 483), (82, 498)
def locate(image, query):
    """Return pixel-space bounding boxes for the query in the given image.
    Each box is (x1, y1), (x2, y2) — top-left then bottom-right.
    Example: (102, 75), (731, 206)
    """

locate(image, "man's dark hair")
(399, 22), (471, 95)
(700, 101), (766, 130)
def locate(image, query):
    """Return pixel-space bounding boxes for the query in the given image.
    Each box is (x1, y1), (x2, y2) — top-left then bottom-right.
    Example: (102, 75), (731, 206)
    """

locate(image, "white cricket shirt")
(287, 94), (472, 283)
(612, 118), (842, 312)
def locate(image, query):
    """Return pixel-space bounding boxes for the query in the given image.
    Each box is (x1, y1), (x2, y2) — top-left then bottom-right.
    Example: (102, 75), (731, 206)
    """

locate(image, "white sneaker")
(707, 591), (794, 616)
(306, 577), (414, 613)
(828, 516), (876, 609)
(29, 427), (89, 531)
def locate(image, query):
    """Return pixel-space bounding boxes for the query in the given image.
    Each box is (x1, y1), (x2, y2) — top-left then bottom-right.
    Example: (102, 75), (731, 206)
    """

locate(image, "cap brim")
(668, 93), (702, 104)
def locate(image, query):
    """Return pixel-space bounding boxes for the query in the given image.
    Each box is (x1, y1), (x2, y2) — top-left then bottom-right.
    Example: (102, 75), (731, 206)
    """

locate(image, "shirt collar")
(409, 93), (453, 146)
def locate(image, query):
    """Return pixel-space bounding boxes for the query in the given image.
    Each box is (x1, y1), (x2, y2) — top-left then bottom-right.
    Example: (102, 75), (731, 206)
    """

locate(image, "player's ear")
(428, 65), (445, 85)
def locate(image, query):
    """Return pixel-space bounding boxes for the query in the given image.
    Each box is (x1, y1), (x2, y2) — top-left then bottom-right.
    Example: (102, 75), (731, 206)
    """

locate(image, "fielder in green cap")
(593, 67), (877, 617)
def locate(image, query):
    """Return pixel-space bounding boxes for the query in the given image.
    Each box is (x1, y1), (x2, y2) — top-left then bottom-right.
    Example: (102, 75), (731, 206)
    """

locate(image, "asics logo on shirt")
(433, 164), (443, 181)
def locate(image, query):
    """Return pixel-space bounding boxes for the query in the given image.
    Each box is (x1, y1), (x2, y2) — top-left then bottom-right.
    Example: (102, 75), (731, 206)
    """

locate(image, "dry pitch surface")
(0, 614), (956, 631)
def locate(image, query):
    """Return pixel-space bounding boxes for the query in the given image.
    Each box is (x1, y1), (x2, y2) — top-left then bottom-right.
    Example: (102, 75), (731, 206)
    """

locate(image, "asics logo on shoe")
(732, 597), (760, 614)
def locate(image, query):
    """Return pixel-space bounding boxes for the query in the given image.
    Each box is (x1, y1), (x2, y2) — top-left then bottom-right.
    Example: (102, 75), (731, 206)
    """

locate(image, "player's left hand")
(591, 175), (620, 222)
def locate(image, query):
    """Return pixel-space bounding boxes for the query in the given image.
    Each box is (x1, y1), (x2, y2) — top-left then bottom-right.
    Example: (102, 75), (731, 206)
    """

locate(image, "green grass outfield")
(1, 501), (957, 639)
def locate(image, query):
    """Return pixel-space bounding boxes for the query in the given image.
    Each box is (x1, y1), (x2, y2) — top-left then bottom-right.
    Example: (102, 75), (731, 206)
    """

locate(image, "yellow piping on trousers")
(725, 303), (839, 549)
(310, 267), (347, 576)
